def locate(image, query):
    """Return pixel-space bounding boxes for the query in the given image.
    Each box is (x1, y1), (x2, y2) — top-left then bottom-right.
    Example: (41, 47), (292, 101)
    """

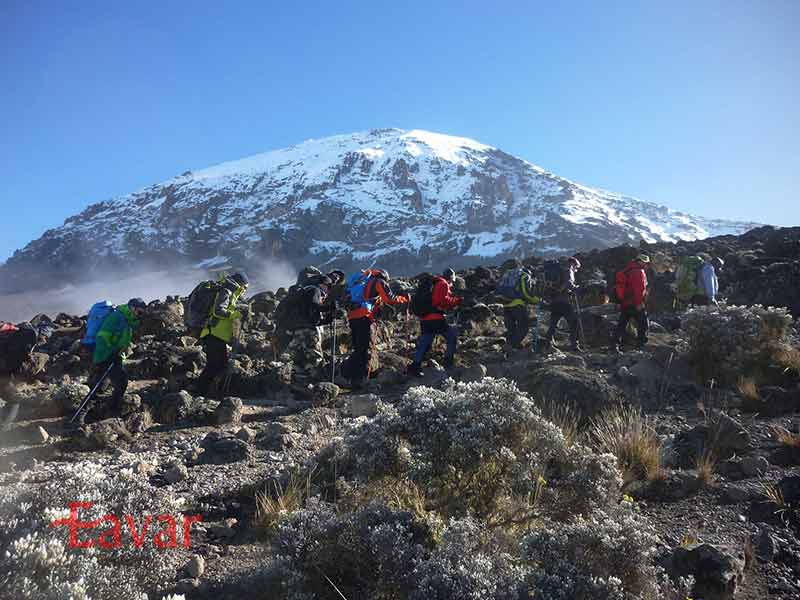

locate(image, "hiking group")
(0, 251), (724, 429)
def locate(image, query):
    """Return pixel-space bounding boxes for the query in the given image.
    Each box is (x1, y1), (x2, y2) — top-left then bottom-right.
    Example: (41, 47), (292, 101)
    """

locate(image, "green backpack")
(675, 256), (705, 301)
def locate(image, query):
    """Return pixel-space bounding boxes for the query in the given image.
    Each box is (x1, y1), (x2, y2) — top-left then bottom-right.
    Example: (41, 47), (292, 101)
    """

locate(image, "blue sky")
(1, 0), (797, 262)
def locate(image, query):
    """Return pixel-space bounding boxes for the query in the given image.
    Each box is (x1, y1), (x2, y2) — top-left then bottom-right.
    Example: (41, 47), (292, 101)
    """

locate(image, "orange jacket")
(421, 277), (462, 321)
(347, 278), (408, 321)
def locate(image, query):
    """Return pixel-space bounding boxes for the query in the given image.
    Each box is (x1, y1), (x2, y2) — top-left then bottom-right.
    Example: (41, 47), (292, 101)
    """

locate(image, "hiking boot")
(406, 362), (424, 377)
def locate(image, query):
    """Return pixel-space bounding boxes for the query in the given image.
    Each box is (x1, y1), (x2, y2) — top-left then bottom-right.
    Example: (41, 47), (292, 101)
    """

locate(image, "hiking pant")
(413, 319), (457, 365)
(615, 307), (649, 345)
(87, 356), (128, 414)
(197, 335), (229, 395)
(503, 305), (529, 348)
(347, 317), (372, 385)
(545, 300), (578, 344)
(0, 375), (21, 428)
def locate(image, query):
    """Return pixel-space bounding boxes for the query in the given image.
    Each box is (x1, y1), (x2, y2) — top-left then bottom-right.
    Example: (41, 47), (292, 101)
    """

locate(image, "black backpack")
(275, 285), (320, 329)
(0, 322), (38, 374)
(410, 274), (437, 317)
(184, 280), (222, 336)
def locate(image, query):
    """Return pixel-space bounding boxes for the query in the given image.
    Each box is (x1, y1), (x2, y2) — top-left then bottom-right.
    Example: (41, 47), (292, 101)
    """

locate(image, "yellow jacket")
(201, 279), (246, 343)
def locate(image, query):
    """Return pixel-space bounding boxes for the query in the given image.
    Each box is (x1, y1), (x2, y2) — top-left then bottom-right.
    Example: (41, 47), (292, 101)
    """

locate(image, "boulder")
(310, 382), (339, 406)
(186, 554), (205, 578)
(164, 462), (189, 484)
(199, 436), (252, 464)
(76, 418), (131, 449)
(674, 412), (751, 468)
(519, 365), (623, 422)
(213, 397), (243, 425)
(156, 391), (218, 425)
(348, 394), (380, 418)
(669, 543), (745, 600)
(53, 383), (91, 416)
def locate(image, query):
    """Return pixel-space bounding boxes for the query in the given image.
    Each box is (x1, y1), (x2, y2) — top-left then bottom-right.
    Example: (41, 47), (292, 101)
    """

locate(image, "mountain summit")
(1, 128), (758, 292)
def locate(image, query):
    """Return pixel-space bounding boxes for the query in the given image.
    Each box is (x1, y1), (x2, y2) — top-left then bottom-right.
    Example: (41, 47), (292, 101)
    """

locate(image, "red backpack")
(613, 267), (632, 304)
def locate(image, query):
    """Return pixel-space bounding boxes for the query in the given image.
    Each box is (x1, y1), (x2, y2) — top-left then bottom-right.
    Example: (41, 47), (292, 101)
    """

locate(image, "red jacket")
(621, 261), (648, 309)
(347, 278), (408, 321)
(421, 277), (462, 321)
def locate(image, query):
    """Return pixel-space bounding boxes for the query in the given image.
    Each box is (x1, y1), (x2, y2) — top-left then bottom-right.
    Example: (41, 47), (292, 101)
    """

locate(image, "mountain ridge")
(0, 128), (760, 293)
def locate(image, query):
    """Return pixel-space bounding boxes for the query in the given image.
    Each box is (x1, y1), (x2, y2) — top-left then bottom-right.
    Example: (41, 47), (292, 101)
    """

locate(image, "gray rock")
(213, 396), (243, 425)
(670, 543), (745, 600)
(458, 363), (487, 383)
(53, 383), (91, 415)
(164, 462), (188, 483)
(348, 394), (380, 418)
(199, 437), (252, 464)
(311, 382), (339, 405)
(752, 528), (778, 562)
(208, 518), (237, 539)
(740, 455), (769, 478)
(235, 426), (256, 443)
(186, 554), (205, 578)
(719, 483), (756, 504)
(519, 365), (623, 422)
(76, 418), (130, 449)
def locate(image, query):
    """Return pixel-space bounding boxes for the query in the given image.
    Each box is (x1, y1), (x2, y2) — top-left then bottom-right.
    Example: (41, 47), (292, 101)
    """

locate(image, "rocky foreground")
(1, 225), (799, 600)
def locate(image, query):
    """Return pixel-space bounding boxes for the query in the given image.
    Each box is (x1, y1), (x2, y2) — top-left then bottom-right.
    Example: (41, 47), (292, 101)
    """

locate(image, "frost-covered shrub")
(274, 500), (434, 599)
(680, 304), (794, 385)
(410, 517), (529, 600)
(523, 509), (691, 600)
(328, 378), (620, 522)
(0, 459), (190, 600)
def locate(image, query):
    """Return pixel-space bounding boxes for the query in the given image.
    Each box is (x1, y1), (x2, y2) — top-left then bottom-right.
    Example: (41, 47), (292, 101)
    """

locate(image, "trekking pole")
(573, 293), (586, 348)
(331, 316), (337, 384)
(69, 361), (115, 423)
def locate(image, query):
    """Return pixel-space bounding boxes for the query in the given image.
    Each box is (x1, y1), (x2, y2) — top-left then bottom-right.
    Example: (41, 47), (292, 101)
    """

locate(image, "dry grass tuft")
(695, 450), (717, 484)
(535, 396), (581, 445)
(774, 346), (800, 377)
(736, 376), (759, 402)
(255, 470), (312, 535)
(770, 425), (800, 448)
(589, 405), (662, 482)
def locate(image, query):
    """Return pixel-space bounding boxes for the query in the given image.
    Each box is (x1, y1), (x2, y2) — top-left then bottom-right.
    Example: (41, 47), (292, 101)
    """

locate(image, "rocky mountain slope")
(1, 226), (799, 600)
(0, 128), (759, 293)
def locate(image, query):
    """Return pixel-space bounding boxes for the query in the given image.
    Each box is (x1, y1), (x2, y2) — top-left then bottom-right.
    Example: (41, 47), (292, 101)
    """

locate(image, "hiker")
(543, 257), (582, 352)
(612, 254), (650, 353)
(273, 274), (335, 383)
(695, 256), (724, 306)
(194, 272), (249, 397)
(343, 269), (409, 389)
(74, 298), (148, 426)
(0, 322), (39, 430)
(497, 260), (540, 349)
(407, 269), (463, 376)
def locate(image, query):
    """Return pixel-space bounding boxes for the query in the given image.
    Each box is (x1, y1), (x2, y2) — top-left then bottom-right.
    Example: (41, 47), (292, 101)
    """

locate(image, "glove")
(396, 295), (410, 304)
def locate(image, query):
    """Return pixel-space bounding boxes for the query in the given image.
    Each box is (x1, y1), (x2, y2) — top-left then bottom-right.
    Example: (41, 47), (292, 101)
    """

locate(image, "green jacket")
(201, 280), (246, 343)
(503, 274), (541, 308)
(93, 305), (139, 365)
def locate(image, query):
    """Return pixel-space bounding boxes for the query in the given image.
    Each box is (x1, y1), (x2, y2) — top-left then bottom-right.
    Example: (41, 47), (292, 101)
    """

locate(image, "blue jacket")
(698, 263), (718, 301)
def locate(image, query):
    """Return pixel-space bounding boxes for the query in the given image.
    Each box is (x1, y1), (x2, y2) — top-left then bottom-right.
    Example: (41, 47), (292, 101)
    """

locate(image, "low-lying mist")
(0, 261), (296, 323)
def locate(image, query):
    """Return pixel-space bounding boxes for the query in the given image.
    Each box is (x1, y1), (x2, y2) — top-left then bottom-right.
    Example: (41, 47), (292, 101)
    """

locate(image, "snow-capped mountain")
(1, 128), (759, 292)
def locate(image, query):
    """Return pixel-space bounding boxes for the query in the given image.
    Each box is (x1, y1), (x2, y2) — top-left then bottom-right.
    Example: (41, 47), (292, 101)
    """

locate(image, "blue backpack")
(82, 301), (114, 347)
(344, 271), (374, 312)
